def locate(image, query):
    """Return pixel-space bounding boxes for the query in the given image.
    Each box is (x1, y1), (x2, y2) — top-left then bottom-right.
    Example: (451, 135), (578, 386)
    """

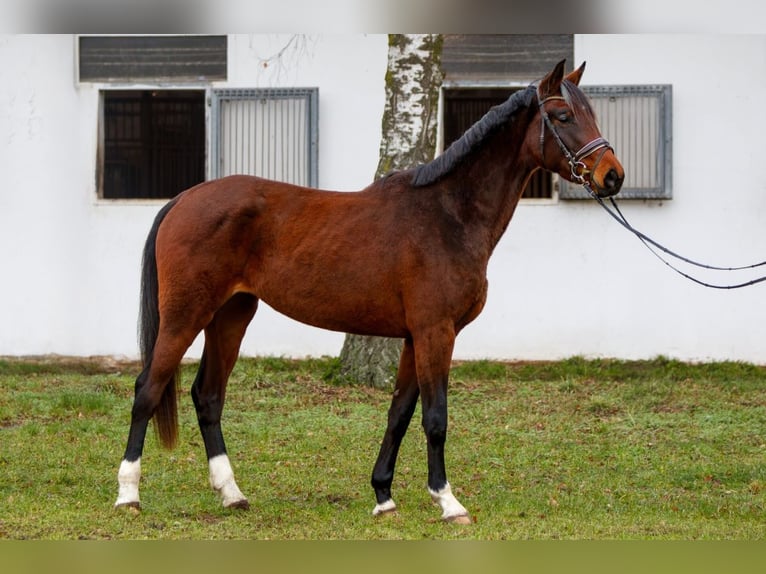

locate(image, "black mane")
(411, 85), (536, 187)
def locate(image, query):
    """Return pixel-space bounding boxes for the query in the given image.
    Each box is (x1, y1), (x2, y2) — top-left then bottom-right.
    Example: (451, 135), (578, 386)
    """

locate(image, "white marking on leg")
(209, 454), (248, 508)
(372, 498), (397, 516)
(428, 482), (469, 521)
(115, 458), (141, 507)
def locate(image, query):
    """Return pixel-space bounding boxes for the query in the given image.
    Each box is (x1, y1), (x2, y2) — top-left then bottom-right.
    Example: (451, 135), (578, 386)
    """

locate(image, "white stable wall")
(1, 34), (765, 363)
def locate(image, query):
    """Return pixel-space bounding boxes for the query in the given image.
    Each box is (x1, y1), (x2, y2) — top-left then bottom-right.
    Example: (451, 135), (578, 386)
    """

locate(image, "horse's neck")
(449, 118), (537, 255)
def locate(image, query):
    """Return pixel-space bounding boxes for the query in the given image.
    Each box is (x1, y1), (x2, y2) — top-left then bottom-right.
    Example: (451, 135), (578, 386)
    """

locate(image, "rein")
(582, 187), (766, 290)
(537, 87), (766, 289)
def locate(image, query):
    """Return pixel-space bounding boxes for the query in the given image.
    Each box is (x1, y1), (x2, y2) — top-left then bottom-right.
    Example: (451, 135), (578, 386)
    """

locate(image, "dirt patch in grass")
(0, 355), (142, 375)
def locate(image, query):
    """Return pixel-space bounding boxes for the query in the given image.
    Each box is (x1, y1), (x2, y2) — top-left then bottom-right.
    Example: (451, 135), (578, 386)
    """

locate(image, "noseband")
(537, 89), (613, 186)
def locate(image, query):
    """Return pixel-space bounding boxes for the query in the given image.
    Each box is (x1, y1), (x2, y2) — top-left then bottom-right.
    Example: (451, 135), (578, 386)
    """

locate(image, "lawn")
(0, 355), (764, 539)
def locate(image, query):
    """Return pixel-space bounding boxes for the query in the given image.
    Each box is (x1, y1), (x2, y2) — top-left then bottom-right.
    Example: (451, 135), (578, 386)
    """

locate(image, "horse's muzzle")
(593, 167), (624, 198)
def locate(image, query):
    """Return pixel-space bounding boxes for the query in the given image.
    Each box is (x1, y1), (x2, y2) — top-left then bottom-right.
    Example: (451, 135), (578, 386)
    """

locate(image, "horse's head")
(531, 60), (624, 198)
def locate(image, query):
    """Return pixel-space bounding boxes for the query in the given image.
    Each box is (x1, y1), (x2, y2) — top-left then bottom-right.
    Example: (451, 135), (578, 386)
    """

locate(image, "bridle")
(537, 88), (613, 187)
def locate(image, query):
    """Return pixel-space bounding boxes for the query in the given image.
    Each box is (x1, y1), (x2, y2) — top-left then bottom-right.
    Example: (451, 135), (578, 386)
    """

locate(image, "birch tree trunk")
(337, 34), (443, 388)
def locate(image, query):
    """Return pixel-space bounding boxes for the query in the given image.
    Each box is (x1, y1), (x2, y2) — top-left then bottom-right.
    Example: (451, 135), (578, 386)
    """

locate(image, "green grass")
(0, 356), (764, 539)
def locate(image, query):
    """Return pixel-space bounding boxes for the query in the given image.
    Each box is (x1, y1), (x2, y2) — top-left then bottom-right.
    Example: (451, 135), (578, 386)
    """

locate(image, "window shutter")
(442, 34), (574, 82)
(79, 36), (227, 83)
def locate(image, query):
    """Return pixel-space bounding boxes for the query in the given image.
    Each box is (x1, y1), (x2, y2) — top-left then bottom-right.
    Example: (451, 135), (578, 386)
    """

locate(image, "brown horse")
(114, 60), (623, 524)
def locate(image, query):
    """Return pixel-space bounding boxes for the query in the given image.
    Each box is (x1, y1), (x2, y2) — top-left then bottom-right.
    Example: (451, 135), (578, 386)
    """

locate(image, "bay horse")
(114, 60), (624, 524)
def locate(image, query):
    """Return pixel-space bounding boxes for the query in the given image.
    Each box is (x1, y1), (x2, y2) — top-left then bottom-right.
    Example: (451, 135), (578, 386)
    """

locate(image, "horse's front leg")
(414, 323), (471, 524)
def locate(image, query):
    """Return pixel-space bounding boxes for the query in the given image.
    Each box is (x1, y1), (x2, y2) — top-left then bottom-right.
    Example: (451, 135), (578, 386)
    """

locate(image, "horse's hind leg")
(370, 338), (419, 516)
(115, 327), (200, 509)
(115, 366), (153, 509)
(191, 293), (258, 509)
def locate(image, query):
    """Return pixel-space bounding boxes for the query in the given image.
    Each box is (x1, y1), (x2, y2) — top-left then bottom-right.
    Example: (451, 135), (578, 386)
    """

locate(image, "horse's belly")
(258, 284), (409, 338)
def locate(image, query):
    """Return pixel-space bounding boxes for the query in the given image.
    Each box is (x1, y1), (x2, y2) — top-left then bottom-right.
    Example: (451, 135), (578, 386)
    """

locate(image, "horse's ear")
(538, 59), (567, 99)
(565, 62), (586, 86)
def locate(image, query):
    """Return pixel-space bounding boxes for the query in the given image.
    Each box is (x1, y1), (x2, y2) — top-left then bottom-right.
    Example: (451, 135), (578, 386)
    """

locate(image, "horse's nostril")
(605, 168), (623, 192)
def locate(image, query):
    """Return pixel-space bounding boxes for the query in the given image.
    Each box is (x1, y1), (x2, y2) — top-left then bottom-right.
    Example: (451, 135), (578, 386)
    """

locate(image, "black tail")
(139, 197), (181, 449)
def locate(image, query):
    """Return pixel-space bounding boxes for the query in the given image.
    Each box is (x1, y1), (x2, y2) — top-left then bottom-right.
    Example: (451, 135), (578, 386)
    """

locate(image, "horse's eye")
(557, 111), (572, 123)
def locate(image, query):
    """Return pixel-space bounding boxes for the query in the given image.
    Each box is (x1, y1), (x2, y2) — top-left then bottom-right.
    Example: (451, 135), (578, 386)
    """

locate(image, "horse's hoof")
(115, 501), (141, 513)
(224, 499), (250, 510)
(445, 514), (472, 525)
(374, 507), (398, 518)
(372, 499), (397, 517)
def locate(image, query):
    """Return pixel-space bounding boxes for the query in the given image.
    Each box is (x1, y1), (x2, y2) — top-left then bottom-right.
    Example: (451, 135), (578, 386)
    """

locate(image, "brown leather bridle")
(537, 89), (613, 186)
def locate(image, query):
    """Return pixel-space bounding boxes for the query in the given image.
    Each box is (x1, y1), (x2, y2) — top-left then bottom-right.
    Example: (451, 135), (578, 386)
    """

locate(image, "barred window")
(442, 87), (552, 199)
(211, 88), (319, 187)
(88, 36), (319, 200)
(99, 90), (206, 200)
(560, 85), (673, 199)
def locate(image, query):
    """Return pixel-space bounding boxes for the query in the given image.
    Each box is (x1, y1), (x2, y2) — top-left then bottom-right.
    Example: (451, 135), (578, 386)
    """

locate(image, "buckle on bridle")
(571, 160), (590, 184)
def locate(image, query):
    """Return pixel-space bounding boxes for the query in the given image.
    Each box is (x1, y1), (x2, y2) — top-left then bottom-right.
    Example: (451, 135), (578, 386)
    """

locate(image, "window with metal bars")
(98, 87), (319, 199)
(99, 90), (206, 199)
(560, 84), (672, 199)
(88, 35), (319, 199)
(441, 87), (554, 199)
(211, 88), (319, 187)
